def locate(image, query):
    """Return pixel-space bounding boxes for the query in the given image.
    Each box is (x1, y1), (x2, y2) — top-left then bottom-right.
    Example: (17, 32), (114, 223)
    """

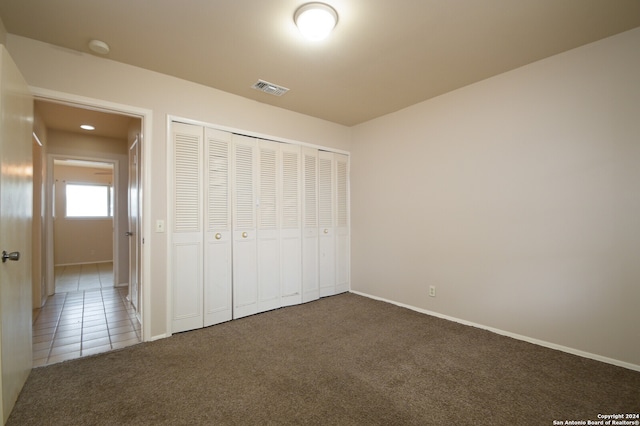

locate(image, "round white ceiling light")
(88, 39), (110, 55)
(294, 3), (338, 41)
(80, 124), (95, 131)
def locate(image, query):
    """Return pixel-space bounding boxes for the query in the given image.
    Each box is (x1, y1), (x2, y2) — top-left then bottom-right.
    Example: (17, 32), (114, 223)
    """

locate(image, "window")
(66, 183), (113, 218)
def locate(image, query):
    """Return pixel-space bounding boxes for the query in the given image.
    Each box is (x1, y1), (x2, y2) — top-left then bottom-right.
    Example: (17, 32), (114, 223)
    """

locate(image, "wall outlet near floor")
(429, 285), (436, 297)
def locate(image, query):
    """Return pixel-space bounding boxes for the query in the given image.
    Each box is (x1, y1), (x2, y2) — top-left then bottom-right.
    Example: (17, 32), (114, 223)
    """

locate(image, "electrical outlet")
(155, 220), (165, 233)
(429, 285), (436, 297)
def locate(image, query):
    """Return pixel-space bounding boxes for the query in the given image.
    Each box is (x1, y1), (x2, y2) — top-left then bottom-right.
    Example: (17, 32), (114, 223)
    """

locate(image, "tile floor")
(32, 263), (141, 367)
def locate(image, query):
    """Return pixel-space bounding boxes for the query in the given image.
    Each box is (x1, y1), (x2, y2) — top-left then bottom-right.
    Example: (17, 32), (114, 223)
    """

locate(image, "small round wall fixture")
(88, 39), (110, 55)
(294, 2), (338, 41)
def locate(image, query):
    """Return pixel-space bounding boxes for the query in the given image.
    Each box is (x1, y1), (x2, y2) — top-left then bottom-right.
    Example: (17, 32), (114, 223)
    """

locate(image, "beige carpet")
(8, 293), (640, 425)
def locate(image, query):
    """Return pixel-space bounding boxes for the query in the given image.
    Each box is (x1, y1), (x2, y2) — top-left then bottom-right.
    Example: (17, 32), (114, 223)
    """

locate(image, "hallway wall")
(52, 164), (113, 266)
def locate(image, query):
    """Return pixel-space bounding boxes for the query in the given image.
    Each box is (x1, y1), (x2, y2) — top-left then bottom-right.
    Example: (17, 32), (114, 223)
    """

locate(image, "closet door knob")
(215, 233), (222, 240)
(324, 229), (329, 234)
(242, 232), (248, 238)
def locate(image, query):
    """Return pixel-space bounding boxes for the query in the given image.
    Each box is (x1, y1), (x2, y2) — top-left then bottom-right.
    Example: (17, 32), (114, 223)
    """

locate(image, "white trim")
(31, 87), (149, 118)
(150, 333), (168, 342)
(32, 131), (43, 146)
(165, 116), (173, 336)
(54, 260), (114, 267)
(350, 290), (640, 373)
(32, 87), (153, 343)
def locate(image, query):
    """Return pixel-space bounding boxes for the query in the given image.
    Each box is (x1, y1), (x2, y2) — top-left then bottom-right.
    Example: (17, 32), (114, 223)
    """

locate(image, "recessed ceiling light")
(88, 39), (110, 55)
(294, 3), (338, 41)
(80, 124), (95, 131)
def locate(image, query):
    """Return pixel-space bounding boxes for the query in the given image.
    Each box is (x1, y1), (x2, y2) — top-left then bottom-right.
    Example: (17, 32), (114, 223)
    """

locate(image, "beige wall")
(47, 130), (129, 284)
(351, 28), (640, 368)
(6, 34), (351, 339)
(53, 164), (114, 266)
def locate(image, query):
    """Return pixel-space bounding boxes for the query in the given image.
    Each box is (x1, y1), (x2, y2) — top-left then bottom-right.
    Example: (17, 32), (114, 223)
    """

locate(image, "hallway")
(32, 263), (141, 367)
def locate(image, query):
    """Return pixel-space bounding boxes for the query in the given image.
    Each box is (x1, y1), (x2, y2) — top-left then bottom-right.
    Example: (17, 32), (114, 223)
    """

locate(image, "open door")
(128, 134), (141, 317)
(0, 46), (34, 423)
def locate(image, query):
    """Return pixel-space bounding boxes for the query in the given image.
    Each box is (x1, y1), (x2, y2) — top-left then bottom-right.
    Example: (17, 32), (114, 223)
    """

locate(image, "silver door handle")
(2, 251), (20, 263)
(125, 231), (133, 236)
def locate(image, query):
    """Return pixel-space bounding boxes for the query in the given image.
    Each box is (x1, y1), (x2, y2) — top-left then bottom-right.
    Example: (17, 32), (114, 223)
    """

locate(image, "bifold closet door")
(204, 127), (233, 326)
(171, 123), (233, 333)
(257, 139), (280, 313)
(234, 138), (303, 316)
(171, 122), (204, 333)
(318, 151), (336, 297)
(302, 147), (319, 302)
(280, 143), (302, 307)
(334, 153), (350, 294)
(318, 151), (350, 297)
(232, 135), (258, 319)
(170, 121), (348, 331)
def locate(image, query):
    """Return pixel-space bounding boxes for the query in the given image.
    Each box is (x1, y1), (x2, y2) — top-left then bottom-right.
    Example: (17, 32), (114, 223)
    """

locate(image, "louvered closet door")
(335, 153), (350, 294)
(232, 135), (258, 319)
(302, 147), (319, 302)
(280, 143), (302, 306)
(171, 123), (204, 333)
(257, 139), (280, 313)
(204, 127), (233, 326)
(318, 151), (336, 297)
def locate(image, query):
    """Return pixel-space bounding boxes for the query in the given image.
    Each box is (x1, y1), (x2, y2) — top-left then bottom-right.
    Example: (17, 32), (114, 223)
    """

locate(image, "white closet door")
(302, 147), (319, 302)
(204, 127), (233, 326)
(335, 153), (350, 294)
(318, 151), (336, 297)
(280, 143), (302, 306)
(257, 139), (280, 313)
(232, 134), (258, 319)
(171, 122), (204, 333)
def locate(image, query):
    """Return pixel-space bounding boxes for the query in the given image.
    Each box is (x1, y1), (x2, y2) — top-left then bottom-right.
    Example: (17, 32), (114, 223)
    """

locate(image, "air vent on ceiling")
(251, 79), (290, 96)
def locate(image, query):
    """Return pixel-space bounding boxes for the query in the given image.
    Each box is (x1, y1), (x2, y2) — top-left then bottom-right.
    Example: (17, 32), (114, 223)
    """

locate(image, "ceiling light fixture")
(294, 2), (338, 41)
(80, 124), (95, 131)
(88, 39), (110, 55)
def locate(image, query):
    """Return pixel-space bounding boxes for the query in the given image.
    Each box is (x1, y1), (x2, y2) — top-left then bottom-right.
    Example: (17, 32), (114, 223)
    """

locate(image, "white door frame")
(32, 87), (152, 342)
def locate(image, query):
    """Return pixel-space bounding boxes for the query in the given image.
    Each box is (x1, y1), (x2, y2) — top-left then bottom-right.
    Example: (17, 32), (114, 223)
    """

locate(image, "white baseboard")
(350, 290), (640, 373)
(150, 334), (168, 342)
(54, 260), (113, 267)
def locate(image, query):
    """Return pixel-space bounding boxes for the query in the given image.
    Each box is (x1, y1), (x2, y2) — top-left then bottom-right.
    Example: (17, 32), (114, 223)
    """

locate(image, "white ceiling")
(3, 1), (640, 126)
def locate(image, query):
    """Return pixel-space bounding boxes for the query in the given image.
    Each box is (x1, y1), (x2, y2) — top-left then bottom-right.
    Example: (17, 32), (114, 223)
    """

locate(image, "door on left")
(0, 46), (34, 423)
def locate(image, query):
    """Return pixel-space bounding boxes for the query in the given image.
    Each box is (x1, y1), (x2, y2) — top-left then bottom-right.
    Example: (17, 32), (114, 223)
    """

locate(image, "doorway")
(32, 98), (145, 365)
(52, 158), (116, 293)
